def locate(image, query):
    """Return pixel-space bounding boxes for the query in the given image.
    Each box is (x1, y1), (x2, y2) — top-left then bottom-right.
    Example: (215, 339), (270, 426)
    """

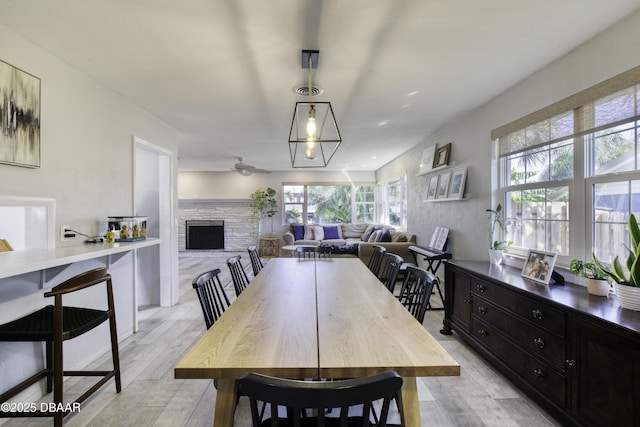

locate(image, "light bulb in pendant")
(305, 140), (316, 160)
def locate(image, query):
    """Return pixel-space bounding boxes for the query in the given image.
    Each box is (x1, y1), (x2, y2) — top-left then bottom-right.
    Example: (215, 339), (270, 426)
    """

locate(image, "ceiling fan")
(234, 158), (271, 176)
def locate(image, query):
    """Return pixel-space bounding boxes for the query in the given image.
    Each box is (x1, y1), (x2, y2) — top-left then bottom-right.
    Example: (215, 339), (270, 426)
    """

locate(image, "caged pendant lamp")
(288, 50), (341, 168)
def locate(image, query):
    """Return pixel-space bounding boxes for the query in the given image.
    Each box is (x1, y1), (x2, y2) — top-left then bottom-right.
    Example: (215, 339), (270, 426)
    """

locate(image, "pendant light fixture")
(288, 50), (341, 168)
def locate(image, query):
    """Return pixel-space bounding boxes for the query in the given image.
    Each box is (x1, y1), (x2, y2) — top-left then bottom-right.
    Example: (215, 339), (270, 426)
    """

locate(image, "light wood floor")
(1, 254), (562, 427)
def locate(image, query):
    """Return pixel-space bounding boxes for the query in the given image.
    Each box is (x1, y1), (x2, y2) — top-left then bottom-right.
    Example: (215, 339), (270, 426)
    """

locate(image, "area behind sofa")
(282, 223), (416, 265)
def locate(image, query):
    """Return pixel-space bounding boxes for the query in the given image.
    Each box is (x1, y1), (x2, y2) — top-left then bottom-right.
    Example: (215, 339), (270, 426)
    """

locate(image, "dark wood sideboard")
(443, 260), (640, 427)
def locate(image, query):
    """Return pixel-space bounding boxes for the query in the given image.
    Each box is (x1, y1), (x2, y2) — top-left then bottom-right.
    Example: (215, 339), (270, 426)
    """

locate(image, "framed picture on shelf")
(420, 144), (437, 172)
(436, 171), (451, 199)
(521, 250), (557, 285)
(427, 175), (439, 200)
(448, 167), (467, 199)
(433, 142), (451, 168)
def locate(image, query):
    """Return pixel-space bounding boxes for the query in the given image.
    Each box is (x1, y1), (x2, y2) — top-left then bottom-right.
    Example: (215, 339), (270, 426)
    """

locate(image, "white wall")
(378, 9), (640, 262)
(0, 24), (179, 236)
(0, 25), (179, 398)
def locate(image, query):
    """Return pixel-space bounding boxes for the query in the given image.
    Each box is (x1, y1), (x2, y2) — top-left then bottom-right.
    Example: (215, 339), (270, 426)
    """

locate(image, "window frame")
(281, 182), (376, 225)
(493, 66), (640, 267)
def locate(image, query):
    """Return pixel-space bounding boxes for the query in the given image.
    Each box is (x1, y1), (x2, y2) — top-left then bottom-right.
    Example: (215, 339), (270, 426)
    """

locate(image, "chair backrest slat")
(397, 265), (436, 323)
(192, 268), (231, 329)
(239, 371), (403, 427)
(247, 245), (264, 276)
(296, 246), (317, 259)
(316, 246), (332, 258)
(377, 253), (404, 293)
(227, 255), (251, 297)
(367, 245), (386, 276)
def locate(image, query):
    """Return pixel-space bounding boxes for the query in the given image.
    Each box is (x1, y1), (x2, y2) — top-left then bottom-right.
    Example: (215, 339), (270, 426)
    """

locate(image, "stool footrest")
(0, 368), (49, 402)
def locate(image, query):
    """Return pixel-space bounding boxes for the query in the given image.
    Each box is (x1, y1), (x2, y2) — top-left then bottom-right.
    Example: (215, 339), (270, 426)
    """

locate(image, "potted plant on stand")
(594, 213), (640, 310)
(569, 257), (610, 296)
(249, 187), (278, 236)
(486, 203), (512, 265)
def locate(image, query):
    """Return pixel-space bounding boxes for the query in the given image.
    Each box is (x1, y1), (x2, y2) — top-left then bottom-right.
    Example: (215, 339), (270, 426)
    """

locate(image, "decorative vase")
(586, 278), (610, 296)
(614, 282), (640, 311)
(488, 249), (503, 265)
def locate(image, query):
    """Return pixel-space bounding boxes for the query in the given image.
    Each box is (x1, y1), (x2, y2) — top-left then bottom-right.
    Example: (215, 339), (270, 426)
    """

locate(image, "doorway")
(134, 137), (177, 319)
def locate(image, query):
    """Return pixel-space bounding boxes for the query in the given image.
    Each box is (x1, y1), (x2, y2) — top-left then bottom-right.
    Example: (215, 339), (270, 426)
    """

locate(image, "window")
(282, 184), (375, 224)
(378, 176), (407, 228)
(494, 67), (640, 266)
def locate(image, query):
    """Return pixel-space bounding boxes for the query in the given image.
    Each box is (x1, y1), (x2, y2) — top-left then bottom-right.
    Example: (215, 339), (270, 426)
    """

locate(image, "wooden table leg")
(397, 376), (420, 427)
(213, 379), (238, 427)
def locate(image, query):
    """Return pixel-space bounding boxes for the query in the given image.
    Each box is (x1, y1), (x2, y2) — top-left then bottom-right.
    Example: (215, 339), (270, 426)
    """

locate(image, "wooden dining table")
(174, 257), (460, 426)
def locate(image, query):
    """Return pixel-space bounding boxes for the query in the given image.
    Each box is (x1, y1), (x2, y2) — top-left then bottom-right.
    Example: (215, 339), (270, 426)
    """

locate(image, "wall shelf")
(424, 195), (470, 203)
(416, 163), (454, 176)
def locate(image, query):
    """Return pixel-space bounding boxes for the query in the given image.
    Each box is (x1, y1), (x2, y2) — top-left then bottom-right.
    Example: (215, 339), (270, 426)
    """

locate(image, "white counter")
(0, 238), (160, 280)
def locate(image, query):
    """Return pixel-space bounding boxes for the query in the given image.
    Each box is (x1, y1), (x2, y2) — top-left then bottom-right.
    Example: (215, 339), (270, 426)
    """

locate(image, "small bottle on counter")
(105, 228), (115, 243)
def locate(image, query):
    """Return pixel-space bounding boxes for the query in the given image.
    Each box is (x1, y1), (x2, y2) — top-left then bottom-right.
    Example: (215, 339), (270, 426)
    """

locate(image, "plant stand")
(259, 237), (280, 258)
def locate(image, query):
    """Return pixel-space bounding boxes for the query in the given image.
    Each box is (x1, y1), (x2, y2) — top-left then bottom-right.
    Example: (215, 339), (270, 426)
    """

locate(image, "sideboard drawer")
(471, 276), (565, 337)
(472, 318), (567, 407)
(473, 295), (566, 370)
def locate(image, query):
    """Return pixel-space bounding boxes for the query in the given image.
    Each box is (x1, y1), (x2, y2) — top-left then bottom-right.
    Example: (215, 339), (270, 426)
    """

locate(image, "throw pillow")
(291, 224), (304, 241)
(390, 231), (408, 242)
(323, 225), (341, 240)
(368, 230), (382, 242)
(304, 225), (314, 240)
(342, 223), (368, 238)
(313, 225), (325, 240)
(361, 225), (376, 241)
(379, 229), (392, 242)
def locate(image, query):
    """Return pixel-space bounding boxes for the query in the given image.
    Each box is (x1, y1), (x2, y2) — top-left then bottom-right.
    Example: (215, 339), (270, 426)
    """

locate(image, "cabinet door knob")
(476, 284), (487, 292)
(478, 329), (487, 337)
(532, 309), (543, 320)
(533, 337), (545, 349)
(477, 306), (487, 314)
(533, 369), (546, 379)
(566, 359), (576, 367)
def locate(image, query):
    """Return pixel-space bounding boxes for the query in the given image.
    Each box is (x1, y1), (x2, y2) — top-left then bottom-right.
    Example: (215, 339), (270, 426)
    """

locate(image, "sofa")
(282, 223), (417, 266)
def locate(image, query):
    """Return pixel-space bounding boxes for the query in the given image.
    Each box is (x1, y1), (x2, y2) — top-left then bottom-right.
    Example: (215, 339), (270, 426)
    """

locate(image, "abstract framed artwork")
(521, 250), (557, 285)
(448, 167), (467, 199)
(0, 60), (41, 168)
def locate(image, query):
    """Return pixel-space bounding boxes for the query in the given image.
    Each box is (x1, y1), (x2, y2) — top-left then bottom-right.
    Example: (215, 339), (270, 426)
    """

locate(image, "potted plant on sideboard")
(486, 203), (512, 265)
(594, 213), (640, 310)
(569, 257), (610, 296)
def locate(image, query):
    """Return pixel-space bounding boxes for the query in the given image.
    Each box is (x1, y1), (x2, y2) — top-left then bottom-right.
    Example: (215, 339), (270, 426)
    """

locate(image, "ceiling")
(1, 1), (640, 173)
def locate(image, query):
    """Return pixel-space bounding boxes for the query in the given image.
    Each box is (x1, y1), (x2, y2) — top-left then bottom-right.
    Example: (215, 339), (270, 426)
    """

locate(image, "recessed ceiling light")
(378, 120), (388, 126)
(371, 156), (377, 159)
(407, 91), (420, 97)
(402, 104), (410, 108)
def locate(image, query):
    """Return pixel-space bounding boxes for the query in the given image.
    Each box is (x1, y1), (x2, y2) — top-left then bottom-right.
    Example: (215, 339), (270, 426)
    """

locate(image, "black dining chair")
(397, 265), (437, 324)
(296, 246), (317, 259)
(227, 255), (251, 297)
(367, 245), (386, 276)
(238, 371), (403, 427)
(0, 267), (121, 427)
(377, 253), (404, 293)
(316, 245), (332, 259)
(192, 268), (231, 329)
(248, 245), (264, 276)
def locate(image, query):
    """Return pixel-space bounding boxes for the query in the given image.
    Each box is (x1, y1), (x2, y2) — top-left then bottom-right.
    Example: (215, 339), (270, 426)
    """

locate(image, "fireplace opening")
(186, 220), (224, 249)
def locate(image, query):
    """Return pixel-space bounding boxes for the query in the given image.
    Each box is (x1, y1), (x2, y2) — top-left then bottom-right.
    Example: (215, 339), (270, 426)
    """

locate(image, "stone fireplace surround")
(178, 199), (258, 254)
